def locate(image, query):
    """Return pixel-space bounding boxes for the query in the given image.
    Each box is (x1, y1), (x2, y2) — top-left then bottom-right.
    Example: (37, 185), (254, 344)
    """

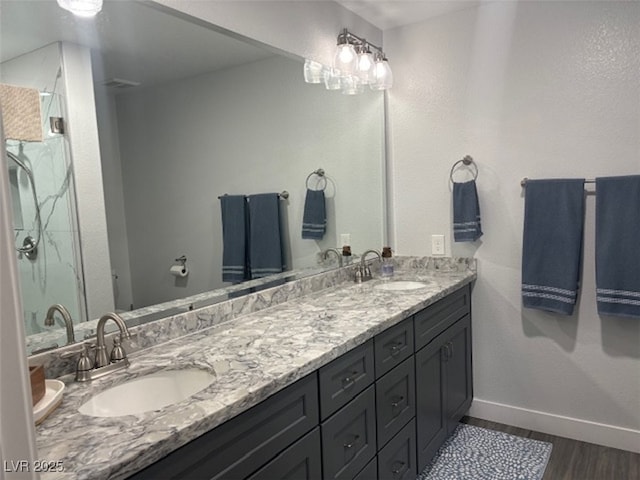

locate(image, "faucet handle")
(75, 344), (95, 382)
(110, 336), (127, 363)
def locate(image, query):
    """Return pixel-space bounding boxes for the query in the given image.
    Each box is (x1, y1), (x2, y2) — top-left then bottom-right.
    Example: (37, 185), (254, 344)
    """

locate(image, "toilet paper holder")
(170, 255), (189, 278)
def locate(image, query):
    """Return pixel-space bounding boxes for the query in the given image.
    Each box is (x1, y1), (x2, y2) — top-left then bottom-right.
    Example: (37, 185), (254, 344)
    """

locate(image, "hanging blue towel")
(595, 175), (640, 318)
(220, 195), (248, 283)
(453, 180), (483, 242)
(301, 189), (326, 239)
(522, 179), (585, 315)
(248, 193), (285, 279)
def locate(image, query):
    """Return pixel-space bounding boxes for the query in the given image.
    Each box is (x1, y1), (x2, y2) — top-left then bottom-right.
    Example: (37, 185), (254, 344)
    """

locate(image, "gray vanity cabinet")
(128, 284), (472, 480)
(415, 285), (472, 471)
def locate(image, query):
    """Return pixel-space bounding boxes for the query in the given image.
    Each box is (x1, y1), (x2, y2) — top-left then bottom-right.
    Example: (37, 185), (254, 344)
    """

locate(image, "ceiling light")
(56, 0), (103, 18)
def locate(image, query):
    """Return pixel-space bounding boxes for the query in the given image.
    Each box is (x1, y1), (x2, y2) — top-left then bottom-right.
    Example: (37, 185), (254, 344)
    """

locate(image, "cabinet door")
(444, 314), (472, 434)
(321, 386), (377, 480)
(247, 428), (322, 480)
(414, 334), (448, 472)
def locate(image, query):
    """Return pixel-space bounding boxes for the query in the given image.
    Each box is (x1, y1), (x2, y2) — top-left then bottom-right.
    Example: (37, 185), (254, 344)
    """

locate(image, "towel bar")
(520, 178), (596, 187)
(218, 191), (289, 199)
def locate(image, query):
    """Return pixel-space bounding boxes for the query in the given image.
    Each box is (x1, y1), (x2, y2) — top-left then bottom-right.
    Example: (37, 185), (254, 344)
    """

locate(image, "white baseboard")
(468, 398), (640, 454)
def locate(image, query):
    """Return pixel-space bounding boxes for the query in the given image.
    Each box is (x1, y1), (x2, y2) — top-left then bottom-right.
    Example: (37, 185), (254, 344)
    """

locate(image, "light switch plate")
(431, 234), (445, 256)
(340, 233), (351, 246)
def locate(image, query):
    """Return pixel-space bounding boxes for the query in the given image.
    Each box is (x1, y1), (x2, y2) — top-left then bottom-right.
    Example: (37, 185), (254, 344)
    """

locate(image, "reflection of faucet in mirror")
(44, 304), (75, 345)
(355, 249), (382, 283)
(321, 248), (343, 267)
(95, 313), (131, 368)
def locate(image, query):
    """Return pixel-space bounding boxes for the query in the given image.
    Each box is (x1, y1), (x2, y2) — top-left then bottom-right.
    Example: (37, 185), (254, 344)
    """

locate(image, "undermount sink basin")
(374, 281), (429, 291)
(78, 368), (215, 418)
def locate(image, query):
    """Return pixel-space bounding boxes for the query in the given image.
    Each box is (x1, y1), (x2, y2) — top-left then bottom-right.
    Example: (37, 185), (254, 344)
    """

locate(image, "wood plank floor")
(461, 416), (640, 480)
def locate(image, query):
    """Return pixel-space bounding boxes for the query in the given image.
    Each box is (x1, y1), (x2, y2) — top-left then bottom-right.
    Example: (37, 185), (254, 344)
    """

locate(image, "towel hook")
(305, 168), (327, 191)
(449, 155), (478, 183)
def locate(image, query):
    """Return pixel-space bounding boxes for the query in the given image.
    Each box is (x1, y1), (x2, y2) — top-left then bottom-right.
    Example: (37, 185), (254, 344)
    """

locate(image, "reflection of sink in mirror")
(374, 281), (429, 291)
(78, 369), (215, 418)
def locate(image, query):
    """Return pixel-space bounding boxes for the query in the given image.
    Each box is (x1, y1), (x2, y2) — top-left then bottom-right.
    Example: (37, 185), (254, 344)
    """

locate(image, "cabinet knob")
(390, 395), (404, 409)
(343, 434), (360, 449)
(391, 460), (406, 476)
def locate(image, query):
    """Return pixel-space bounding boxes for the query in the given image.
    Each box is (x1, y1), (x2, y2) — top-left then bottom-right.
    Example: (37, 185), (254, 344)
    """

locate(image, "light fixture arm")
(338, 29), (386, 59)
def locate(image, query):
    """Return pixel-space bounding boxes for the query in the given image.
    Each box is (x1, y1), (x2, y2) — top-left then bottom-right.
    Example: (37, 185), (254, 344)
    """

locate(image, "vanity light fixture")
(303, 28), (393, 94)
(56, 0), (103, 17)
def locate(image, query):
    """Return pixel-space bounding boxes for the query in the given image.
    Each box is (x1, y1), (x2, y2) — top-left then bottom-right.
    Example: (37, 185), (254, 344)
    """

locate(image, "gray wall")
(386, 0), (640, 451)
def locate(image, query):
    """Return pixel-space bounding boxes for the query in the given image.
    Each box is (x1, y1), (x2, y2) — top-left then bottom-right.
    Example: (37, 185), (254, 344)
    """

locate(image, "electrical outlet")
(340, 233), (351, 246)
(431, 234), (445, 256)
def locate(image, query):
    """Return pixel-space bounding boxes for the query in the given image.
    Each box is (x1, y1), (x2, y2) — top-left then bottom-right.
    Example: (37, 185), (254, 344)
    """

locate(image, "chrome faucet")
(321, 248), (343, 267)
(355, 249), (382, 282)
(95, 312), (131, 368)
(44, 304), (76, 345)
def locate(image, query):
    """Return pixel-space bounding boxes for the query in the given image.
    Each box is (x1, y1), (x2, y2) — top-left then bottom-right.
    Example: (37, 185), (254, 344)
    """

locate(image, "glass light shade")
(370, 58), (393, 91)
(341, 76), (364, 95)
(323, 68), (342, 90)
(357, 51), (375, 84)
(56, 0), (103, 17)
(333, 43), (357, 76)
(303, 59), (325, 84)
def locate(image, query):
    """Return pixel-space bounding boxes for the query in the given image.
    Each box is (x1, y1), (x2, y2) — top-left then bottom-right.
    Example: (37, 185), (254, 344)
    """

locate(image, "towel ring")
(449, 155), (478, 183)
(306, 168), (327, 191)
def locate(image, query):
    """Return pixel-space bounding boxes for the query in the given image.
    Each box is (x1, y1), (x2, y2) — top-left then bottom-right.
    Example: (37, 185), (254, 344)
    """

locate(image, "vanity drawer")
(377, 418), (417, 480)
(353, 456), (378, 480)
(375, 356), (415, 448)
(128, 373), (318, 480)
(247, 427), (322, 480)
(374, 316), (414, 378)
(414, 285), (470, 351)
(321, 385), (377, 480)
(319, 340), (375, 420)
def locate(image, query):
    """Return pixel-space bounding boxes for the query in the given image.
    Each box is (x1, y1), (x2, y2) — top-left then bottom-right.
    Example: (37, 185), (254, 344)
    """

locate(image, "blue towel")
(453, 180), (483, 242)
(522, 179), (585, 315)
(301, 189), (326, 239)
(595, 175), (640, 318)
(248, 193), (284, 279)
(220, 195), (248, 283)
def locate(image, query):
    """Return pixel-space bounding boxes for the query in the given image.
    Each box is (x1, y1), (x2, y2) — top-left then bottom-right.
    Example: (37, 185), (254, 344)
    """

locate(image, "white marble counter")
(36, 263), (475, 479)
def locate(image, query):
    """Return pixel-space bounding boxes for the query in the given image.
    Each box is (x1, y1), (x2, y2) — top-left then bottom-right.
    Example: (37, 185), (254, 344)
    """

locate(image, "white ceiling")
(0, 0), (275, 90)
(335, 0), (484, 30)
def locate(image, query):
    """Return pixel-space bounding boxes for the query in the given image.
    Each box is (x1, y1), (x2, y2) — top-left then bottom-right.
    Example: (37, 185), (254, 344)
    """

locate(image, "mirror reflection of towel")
(220, 195), (248, 283)
(0, 83), (42, 142)
(301, 189), (326, 239)
(248, 193), (284, 279)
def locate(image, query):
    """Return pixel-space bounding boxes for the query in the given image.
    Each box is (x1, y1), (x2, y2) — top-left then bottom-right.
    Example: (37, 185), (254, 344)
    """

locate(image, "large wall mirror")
(1, 0), (386, 355)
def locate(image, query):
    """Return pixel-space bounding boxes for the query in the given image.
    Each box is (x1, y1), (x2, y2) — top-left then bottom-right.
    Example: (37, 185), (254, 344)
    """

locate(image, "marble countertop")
(37, 267), (475, 479)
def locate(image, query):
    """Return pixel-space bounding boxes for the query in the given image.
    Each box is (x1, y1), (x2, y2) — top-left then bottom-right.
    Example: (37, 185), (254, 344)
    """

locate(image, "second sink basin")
(374, 281), (429, 291)
(78, 368), (215, 418)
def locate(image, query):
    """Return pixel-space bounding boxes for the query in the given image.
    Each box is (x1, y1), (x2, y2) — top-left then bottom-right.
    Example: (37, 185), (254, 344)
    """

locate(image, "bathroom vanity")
(34, 258), (475, 480)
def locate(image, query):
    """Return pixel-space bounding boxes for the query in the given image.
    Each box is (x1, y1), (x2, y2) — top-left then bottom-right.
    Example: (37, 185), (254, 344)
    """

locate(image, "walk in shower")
(3, 44), (86, 348)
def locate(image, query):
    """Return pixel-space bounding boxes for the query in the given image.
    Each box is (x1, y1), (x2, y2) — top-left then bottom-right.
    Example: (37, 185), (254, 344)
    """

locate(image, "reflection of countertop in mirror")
(36, 257), (476, 480)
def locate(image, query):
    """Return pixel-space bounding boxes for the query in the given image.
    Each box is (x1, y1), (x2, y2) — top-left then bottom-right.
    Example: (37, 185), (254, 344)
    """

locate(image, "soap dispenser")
(381, 247), (394, 278)
(342, 245), (352, 266)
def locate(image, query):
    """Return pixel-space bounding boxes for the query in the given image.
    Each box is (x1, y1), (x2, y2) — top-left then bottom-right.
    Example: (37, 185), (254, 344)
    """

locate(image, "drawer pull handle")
(391, 460), (406, 476)
(342, 370), (359, 388)
(343, 434), (360, 449)
(391, 396), (404, 409)
(389, 343), (403, 356)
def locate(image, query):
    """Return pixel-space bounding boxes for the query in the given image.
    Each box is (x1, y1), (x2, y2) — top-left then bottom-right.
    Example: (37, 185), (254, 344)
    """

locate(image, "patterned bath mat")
(417, 424), (552, 480)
